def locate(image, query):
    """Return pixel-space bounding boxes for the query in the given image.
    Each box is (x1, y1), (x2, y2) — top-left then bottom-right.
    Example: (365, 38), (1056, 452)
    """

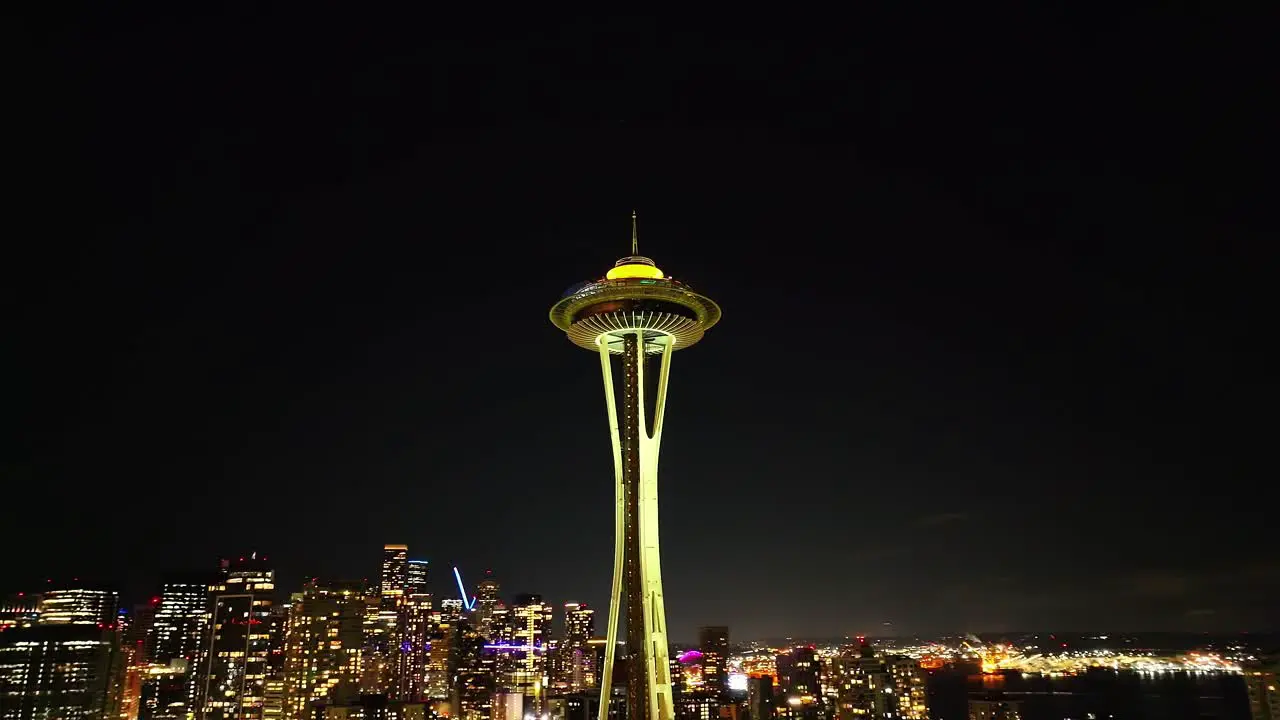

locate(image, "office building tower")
(510, 594), (552, 706)
(36, 587), (119, 626)
(776, 648), (819, 699)
(139, 663), (190, 720)
(1245, 659), (1280, 720)
(775, 647), (821, 720)
(360, 594), (393, 696)
(146, 574), (212, 720)
(826, 644), (926, 720)
(453, 619), (491, 720)
(0, 623), (124, 720)
(125, 602), (157, 664)
(698, 628), (729, 695)
(381, 545), (409, 599)
(151, 575), (211, 668)
(262, 604), (289, 720)
(423, 609), (460, 701)
(405, 560), (429, 596)
(473, 573), (500, 640)
(0, 594), (41, 631)
(747, 676), (774, 720)
(556, 603), (595, 693)
(200, 555), (278, 720)
(281, 580), (365, 719)
(397, 592), (433, 701)
(550, 215), (720, 720)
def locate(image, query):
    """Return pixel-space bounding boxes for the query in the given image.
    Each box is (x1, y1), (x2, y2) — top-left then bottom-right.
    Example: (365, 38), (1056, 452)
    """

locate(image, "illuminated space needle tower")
(550, 213), (720, 720)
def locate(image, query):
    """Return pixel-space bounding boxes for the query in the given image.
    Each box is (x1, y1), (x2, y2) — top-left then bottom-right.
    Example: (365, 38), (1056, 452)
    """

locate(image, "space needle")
(550, 213), (720, 720)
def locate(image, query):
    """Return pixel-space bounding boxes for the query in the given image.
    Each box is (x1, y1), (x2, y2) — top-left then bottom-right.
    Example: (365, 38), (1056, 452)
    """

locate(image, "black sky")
(6, 9), (1273, 640)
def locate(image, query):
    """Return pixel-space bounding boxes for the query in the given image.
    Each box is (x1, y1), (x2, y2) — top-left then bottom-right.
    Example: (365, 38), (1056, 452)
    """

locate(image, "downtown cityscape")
(7, 7), (1273, 720)
(1, 547), (1277, 720)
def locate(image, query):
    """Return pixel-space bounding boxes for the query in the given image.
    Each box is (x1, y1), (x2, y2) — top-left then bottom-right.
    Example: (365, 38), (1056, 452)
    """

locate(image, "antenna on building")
(631, 210), (638, 255)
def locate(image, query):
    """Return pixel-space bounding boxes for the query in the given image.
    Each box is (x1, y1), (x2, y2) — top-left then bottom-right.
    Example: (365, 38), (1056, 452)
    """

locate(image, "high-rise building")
(281, 580), (365, 719)
(0, 624), (124, 720)
(775, 647), (821, 720)
(747, 676), (774, 720)
(151, 575), (210, 668)
(550, 214), (720, 720)
(698, 628), (729, 695)
(826, 644), (926, 720)
(473, 573), (501, 640)
(36, 587), (119, 626)
(556, 603), (596, 693)
(124, 601), (158, 665)
(397, 591), (433, 701)
(0, 593), (41, 630)
(453, 619), (491, 720)
(405, 560), (429, 596)
(381, 545), (409, 599)
(144, 574), (212, 720)
(510, 595), (553, 710)
(262, 604), (289, 720)
(200, 555), (278, 720)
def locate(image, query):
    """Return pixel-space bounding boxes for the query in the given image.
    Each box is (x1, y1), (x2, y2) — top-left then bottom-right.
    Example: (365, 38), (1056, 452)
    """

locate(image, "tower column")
(596, 332), (674, 720)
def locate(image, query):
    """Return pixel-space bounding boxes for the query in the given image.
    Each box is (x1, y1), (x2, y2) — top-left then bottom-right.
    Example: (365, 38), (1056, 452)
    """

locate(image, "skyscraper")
(37, 587), (119, 626)
(510, 594), (553, 710)
(776, 647), (821, 720)
(281, 580), (365, 719)
(405, 560), (429, 596)
(557, 603), (596, 693)
(473, 573), (500, 640)
(550, 213), (720, 720)
(697, 627), (729, 695)
(200, 555), (278, 720)
(0, 624), (124, 720)
(151, 575), (210, 668)
(381, 545), (409, 599)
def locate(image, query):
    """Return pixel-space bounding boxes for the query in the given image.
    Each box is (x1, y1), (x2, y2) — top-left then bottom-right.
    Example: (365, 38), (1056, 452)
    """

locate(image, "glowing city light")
(452, 567), (478, 611)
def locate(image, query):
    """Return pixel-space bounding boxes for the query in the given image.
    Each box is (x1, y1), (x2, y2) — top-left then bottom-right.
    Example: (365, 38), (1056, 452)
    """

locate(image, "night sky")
(6, 9), (1272, 641)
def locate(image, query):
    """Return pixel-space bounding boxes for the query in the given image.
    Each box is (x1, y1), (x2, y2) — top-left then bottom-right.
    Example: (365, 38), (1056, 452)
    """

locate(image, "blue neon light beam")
(452, 567), (477, 611)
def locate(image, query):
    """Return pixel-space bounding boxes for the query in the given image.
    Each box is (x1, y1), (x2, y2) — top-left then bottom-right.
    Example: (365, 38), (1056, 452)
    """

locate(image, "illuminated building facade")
(556, 603), (596, 693)
(826, 645), (927, 720)
(151, 575), (210, 678)
(200, 556), (278, 720)
(472, 574), (500, 640)
(550, 213), (720, 720)
(139, 664), (190, 720)
(381, 546), (409, 599)
(698, 628), (729, 695)
(0, 594), (41, 631)
(510, 594), (552, 708)
(397, 592), (433, 701)
(36, 588), (119, 626)
(0, 624), (124, 720)
(452, 620), (491, 720)
(405, 560), (428, 596)
(281, 580), (365, 719)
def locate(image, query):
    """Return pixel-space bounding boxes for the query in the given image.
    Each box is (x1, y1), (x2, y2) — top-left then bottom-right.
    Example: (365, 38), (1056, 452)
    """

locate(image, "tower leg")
(597, 339), (624, 720)
(597, 332), (675, 720)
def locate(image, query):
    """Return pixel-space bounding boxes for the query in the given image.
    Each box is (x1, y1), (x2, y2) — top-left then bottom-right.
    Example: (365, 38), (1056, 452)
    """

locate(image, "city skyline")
(7, 8), (1273, 644)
